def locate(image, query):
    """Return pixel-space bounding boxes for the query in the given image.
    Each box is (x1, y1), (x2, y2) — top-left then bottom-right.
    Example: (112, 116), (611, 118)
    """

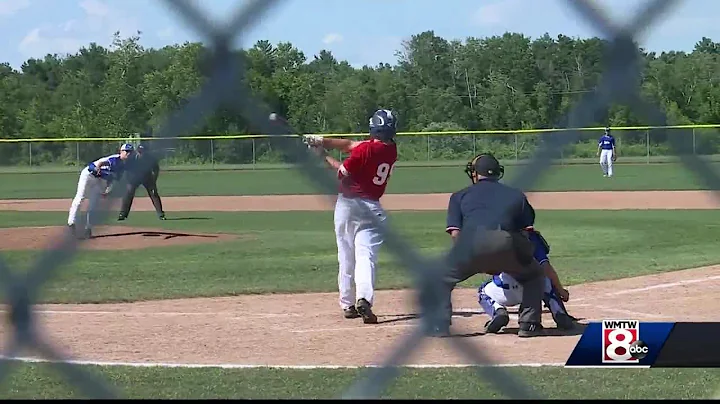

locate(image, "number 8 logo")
(605, 329), (635, 361)
(373, 163), (394, 185)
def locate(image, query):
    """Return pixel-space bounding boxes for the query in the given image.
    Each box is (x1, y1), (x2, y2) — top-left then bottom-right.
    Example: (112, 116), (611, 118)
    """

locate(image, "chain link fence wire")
(1, 0), (718, 399)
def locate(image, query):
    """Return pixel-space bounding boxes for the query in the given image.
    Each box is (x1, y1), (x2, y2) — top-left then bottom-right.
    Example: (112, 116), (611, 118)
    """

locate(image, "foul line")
(570, 274), (720, 303)
(0, 356), (566, 369)
(606, 275), (720, 296)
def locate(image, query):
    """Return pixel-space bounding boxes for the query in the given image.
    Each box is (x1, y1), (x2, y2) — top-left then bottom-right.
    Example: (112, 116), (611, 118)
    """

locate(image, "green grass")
(1, 162), (719, 199)
(2, 364), (717, 399)
(2, 209), (719, 399)
(1, 209), (719, 304)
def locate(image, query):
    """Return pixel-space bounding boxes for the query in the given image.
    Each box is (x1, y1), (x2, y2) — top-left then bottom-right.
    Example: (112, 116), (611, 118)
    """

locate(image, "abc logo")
(628, 340), (649, 359)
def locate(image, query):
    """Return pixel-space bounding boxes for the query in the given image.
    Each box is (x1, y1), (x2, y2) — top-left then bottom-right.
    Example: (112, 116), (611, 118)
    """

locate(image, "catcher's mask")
(465, 153), (505, 184)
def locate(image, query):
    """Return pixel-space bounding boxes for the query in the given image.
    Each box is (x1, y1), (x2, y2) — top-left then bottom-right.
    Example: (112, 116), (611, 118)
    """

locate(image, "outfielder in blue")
(597, 127), (617, 177)
(477, 227), (577, 333)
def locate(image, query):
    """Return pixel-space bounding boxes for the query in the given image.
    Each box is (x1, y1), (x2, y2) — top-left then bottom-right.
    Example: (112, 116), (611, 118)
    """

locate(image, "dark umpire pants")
(431, 229), (544, 329)
(119, 173), (164, 218)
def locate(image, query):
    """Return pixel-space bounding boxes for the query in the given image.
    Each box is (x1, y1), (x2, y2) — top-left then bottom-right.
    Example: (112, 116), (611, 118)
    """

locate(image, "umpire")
(430, 153), (545, 338)
(118, 143), (166, 221)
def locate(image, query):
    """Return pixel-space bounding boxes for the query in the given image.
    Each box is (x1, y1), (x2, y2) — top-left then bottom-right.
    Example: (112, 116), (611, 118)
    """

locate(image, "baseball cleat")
(484, 308), (510, 334)
(356, 298), (378, 324)
(343, 306), (360, 319)
(159, 214), (166, 220)
(117, 215), (126, 221)
(552, 312), (576, 330)
(517, 323), (544, 338)
(82, 228), (92, 240)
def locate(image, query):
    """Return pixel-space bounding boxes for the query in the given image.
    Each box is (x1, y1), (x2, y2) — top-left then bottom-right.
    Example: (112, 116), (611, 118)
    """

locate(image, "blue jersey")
(528, 231), (549, 265)
(598, 135), (615, 150)
(87, 154), (126, 182)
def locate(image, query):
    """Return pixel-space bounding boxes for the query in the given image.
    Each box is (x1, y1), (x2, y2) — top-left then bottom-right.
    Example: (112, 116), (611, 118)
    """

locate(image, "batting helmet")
(464, 153), (504, 184)
(369, 109), (397, 142)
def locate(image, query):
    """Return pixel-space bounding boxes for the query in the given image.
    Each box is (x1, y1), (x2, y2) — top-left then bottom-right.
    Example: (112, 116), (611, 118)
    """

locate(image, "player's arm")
(529, 230), (569, 301)
(445, 192), (463, 243)
(310, 145), (351, 173)
(334, 142), (368, 177)
(102, 178), (114, 196)
(516, 195), (536, 230)
(541, 260), (569, 301)
(612, 136), (617, 157)
(304, 135), (361, 153)
(597, 138), (602, 156)
(323, 154), (343, 171)
(88, 155), (114, 175)
(151, 158), (160, 178)
(321, 138), (363, 153)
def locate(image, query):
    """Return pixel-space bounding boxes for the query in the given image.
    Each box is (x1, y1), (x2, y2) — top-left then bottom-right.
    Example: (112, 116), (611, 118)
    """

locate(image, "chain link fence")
(2, 126), (720, 171)
(1, 0), (718, 399)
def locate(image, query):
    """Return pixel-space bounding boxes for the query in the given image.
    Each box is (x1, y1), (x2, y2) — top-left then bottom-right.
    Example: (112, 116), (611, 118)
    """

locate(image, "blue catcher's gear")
(369, 109), (397, 142)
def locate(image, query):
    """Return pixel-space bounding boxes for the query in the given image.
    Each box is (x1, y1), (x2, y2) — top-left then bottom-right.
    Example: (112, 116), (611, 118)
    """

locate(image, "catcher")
(478, 225), (578, 334)
(428, 153), (546, 338)
(118, 143), (166, 221)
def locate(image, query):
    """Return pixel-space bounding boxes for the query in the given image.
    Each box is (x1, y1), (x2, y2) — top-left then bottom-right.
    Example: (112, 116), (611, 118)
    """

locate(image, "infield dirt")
(0, 190), (717, 367)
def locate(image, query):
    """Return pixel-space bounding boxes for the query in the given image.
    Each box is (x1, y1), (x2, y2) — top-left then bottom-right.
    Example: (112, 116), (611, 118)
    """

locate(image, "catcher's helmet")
(465, 153), (504, 184)
(369, 109), (397, 142)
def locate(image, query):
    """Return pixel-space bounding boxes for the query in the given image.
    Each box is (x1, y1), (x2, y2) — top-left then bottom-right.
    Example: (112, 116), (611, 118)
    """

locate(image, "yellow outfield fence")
(0, 124), (719, 169)
(0, 124), (719, 142)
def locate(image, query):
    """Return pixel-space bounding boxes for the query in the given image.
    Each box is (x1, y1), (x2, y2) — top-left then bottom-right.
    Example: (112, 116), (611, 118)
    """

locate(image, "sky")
(0, 0), (718, 70)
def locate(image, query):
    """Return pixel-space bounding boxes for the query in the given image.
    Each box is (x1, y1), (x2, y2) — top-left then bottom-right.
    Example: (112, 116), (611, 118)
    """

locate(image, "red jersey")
(338, 139), (398, 201)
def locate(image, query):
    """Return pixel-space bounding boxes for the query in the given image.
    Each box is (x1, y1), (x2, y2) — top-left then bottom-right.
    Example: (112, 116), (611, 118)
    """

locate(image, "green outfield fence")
(1, 124), (719, 172)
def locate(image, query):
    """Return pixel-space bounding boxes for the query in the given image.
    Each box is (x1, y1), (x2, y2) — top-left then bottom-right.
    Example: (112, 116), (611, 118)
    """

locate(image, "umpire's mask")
(465, 153), (505, 184)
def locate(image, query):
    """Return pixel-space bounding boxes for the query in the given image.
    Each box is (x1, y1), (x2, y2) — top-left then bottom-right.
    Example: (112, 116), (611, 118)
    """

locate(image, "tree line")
(1, 30), (719, 165)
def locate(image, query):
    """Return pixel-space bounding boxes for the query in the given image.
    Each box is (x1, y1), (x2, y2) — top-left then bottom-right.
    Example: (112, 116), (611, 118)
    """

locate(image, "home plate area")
(1, 265), (717, 368)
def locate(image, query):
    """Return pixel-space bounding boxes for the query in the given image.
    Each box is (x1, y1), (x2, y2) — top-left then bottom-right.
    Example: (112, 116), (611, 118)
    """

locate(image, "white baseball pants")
(334, 194), (387, 310)
(600, 149), (614, 176)
(479, 273), (566, 317)
(67, 169), (106, 230)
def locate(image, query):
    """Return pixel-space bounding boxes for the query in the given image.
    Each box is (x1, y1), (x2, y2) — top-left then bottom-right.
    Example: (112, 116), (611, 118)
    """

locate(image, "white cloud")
(472, 0), (518, 26)
(18, 27), (86, 57)
(0, 0), (30, 16)
(79, 0), (109, 18)
(60, 19), (78, 32)
(322, 33), (343, 45)
(473, 0), (511, 25)
(17, 0), (140, 59)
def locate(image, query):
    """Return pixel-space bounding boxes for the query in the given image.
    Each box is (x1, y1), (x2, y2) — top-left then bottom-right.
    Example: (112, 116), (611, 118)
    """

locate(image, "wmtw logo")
(602, 320), (649, 364)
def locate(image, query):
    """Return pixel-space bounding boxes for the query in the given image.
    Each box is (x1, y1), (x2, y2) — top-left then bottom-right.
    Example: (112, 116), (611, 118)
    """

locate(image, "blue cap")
(120, 143), (134, 151)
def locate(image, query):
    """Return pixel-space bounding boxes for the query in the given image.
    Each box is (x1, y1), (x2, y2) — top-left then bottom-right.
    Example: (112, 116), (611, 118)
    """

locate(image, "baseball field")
(0, 162), (719, 399)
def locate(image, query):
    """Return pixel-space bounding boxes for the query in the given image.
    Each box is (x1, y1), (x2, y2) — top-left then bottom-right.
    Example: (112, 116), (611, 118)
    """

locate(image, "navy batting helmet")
(369, 109), (397, 142)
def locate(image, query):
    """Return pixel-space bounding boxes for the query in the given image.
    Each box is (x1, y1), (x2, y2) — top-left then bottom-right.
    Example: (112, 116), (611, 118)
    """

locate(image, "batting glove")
(303, 135), (324, 147)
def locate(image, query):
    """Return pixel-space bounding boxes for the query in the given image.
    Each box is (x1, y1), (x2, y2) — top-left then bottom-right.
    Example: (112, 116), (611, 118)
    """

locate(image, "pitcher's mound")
(0, 226), (239, 251)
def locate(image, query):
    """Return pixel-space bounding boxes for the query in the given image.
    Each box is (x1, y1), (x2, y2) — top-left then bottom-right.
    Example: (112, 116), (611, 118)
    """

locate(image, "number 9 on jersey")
(372, 163), (394, 186)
